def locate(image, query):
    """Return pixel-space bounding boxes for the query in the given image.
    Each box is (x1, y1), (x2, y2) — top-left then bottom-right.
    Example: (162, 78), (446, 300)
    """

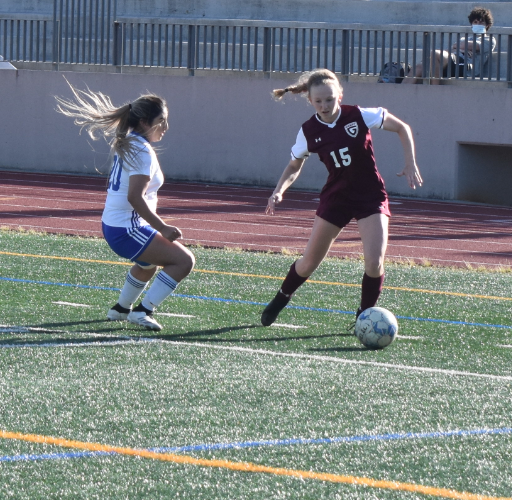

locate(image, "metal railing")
(111, 19), (512, 83)
(1, 0), (511, 84)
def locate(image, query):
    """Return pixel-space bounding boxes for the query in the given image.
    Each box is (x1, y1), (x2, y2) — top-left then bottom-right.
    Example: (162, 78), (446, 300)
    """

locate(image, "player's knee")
(365, 256), (384, 276)
(134, 263), (158, 281)
(181, 250), (195, 276)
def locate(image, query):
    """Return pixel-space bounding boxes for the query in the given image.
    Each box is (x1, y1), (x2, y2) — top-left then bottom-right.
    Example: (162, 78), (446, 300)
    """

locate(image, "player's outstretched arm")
(266, 158), (305, 215)
(382, 113), (423, 189)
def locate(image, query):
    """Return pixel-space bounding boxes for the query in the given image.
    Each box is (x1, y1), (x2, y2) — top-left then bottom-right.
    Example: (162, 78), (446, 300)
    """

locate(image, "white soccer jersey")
(101, 134), (164, 228)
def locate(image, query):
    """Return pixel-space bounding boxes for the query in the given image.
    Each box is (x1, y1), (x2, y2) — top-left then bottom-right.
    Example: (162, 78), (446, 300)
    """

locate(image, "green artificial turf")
(0, 230), (510, 499)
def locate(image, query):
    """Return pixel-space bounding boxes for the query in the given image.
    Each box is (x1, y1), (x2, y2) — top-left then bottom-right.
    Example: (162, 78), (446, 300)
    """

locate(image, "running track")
(2, 170), (512, 269)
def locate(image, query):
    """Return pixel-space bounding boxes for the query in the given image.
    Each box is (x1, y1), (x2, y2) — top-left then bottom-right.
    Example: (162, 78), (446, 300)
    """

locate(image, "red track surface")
(2, 170), (512, 269)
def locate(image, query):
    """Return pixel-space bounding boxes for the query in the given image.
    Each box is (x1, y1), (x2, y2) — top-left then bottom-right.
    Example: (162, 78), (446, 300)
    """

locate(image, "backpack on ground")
(377, 61), (411, 83)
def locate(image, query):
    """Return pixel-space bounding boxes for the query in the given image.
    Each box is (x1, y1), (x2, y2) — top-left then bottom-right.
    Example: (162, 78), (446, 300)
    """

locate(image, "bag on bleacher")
(377, 61), (411, 83)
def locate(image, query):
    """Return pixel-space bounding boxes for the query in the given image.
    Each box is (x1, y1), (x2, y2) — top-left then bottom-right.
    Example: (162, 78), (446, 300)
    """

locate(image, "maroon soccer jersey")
(296, 105), (387, 207)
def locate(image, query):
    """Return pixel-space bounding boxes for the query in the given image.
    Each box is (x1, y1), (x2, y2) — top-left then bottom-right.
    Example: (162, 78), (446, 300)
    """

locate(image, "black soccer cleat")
(347, 307), (364, 335)
(261, 291), (291, 326)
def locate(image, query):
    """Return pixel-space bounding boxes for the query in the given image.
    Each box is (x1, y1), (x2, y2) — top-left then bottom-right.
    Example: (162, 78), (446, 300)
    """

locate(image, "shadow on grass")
(0, 319), (136, 348)
(150, 324), (355, 344)
(0, 319), (357, 349)
(5, 319), (120, 331)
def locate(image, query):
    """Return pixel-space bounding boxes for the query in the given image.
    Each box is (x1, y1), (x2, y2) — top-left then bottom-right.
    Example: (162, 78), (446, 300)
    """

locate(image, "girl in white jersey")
(56, 84), (195, 331)
(261, 69), (422, 328)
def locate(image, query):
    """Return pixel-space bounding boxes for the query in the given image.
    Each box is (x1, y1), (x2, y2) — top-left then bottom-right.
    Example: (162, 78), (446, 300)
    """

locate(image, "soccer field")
(0, 229), (511, 499)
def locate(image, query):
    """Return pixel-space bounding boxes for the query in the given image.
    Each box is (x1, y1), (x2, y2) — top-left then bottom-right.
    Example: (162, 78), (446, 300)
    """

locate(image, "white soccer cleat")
(107, 304), (131, 321)
(127, 311), (162, 331)
(107, 308), (130, 321)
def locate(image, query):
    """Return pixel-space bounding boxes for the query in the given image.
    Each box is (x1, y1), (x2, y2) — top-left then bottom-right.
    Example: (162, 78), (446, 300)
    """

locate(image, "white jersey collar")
(315, 108), (342, 128)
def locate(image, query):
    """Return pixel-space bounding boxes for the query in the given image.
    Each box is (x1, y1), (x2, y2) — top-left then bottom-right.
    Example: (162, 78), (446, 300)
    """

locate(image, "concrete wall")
(2, 1), (512, 27)
(1, 68), (511, 203)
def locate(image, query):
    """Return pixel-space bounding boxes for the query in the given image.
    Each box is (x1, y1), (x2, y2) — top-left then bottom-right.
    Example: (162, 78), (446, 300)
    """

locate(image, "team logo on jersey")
(344, 122), (358, 138)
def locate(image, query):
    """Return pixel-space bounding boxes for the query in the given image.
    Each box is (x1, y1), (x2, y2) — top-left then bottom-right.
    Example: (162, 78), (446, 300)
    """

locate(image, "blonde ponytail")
(272, 69), (342, 101)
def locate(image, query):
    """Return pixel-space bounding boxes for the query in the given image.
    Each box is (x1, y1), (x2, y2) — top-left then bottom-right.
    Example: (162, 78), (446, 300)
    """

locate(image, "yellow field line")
(1, 250), (511, 302)
(1, 430), (509, 500)
(196, 269), (512, 302)
(0, 250), (130, 267)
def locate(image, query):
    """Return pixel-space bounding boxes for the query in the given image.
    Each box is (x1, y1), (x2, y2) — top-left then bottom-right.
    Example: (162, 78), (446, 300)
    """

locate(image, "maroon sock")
(279, 262), (309, 297)
(360, 273), (385, 311)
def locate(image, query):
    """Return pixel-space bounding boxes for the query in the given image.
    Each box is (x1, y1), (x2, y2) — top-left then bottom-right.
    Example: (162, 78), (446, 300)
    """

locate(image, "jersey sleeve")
(290, 127), (310, 160)
(127, 139), (153, 176)
(359, 107), (387, 129)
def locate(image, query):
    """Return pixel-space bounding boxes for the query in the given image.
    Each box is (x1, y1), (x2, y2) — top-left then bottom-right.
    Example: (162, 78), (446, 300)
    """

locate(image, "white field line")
(6, 191), (512, 236)
(272, 323), (307, 329)
(0, 222), (101, 235)
(4, 196), (512, 242)
(161, 341), (512, 382)
(4, 333), (510, 381)
(53, 301), (91, 307)
(0, 338), (162, 349)
(0, 325), (67, 334)
(156, 313), (195, 318)
(5, 174), (512, 216)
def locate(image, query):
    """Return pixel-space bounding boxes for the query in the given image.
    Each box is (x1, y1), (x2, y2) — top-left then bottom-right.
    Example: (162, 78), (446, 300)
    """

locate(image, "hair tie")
(128, 103), (132, 110)
(284, 88), (290, 93)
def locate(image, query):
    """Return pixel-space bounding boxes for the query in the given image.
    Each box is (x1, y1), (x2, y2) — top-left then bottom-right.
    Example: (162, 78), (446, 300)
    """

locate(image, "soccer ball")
(354, 307), (398, 349)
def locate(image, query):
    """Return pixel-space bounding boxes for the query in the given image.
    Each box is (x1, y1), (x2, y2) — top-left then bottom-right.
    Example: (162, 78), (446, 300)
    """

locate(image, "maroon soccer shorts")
(316, 197), (391, 229)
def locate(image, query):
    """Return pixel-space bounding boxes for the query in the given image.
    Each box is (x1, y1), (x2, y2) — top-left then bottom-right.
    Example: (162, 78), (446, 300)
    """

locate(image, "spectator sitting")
(403, 7), (495, 84)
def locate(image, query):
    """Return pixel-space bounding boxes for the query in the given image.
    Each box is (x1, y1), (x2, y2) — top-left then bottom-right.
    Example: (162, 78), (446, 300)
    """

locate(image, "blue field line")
(152, 426), (512, 453)
(2, 275), (512, 330)
(0, 276), (121, 292)
(0, 427), (511, 463)
(0, 450), (115, 462)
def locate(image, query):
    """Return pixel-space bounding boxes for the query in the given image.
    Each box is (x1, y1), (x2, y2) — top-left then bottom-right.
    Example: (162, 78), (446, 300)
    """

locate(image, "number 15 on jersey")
(330, 147), (352, 168)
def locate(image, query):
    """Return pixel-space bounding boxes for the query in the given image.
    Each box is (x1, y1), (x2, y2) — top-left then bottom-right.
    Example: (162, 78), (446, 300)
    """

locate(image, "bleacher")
(1, 0), (511, 84)
(2, 0), (512, 27)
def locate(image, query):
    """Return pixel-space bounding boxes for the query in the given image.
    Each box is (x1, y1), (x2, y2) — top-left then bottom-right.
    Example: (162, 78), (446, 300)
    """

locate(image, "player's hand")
(265, 193), (283, 215)
(397, 163), (423, 189)
(160, 224), (182, 242)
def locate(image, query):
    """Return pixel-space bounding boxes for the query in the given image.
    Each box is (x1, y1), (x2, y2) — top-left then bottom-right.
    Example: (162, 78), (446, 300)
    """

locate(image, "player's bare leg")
(137, 234), (195, 282)
(356, 213), (388, 317)
(127, 235), (195, 331)
(261, 217), (341, 326)
(295, 216), (342, 276)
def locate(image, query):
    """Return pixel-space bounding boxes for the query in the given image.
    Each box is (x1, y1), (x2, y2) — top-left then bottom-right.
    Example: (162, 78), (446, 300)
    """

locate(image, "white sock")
(118, 271), (149, 309)
(141, 271), (179, 311)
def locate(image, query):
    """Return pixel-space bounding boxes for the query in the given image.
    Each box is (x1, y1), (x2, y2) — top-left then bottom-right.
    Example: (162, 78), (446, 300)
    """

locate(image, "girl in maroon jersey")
(261, 68), (422, 327)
